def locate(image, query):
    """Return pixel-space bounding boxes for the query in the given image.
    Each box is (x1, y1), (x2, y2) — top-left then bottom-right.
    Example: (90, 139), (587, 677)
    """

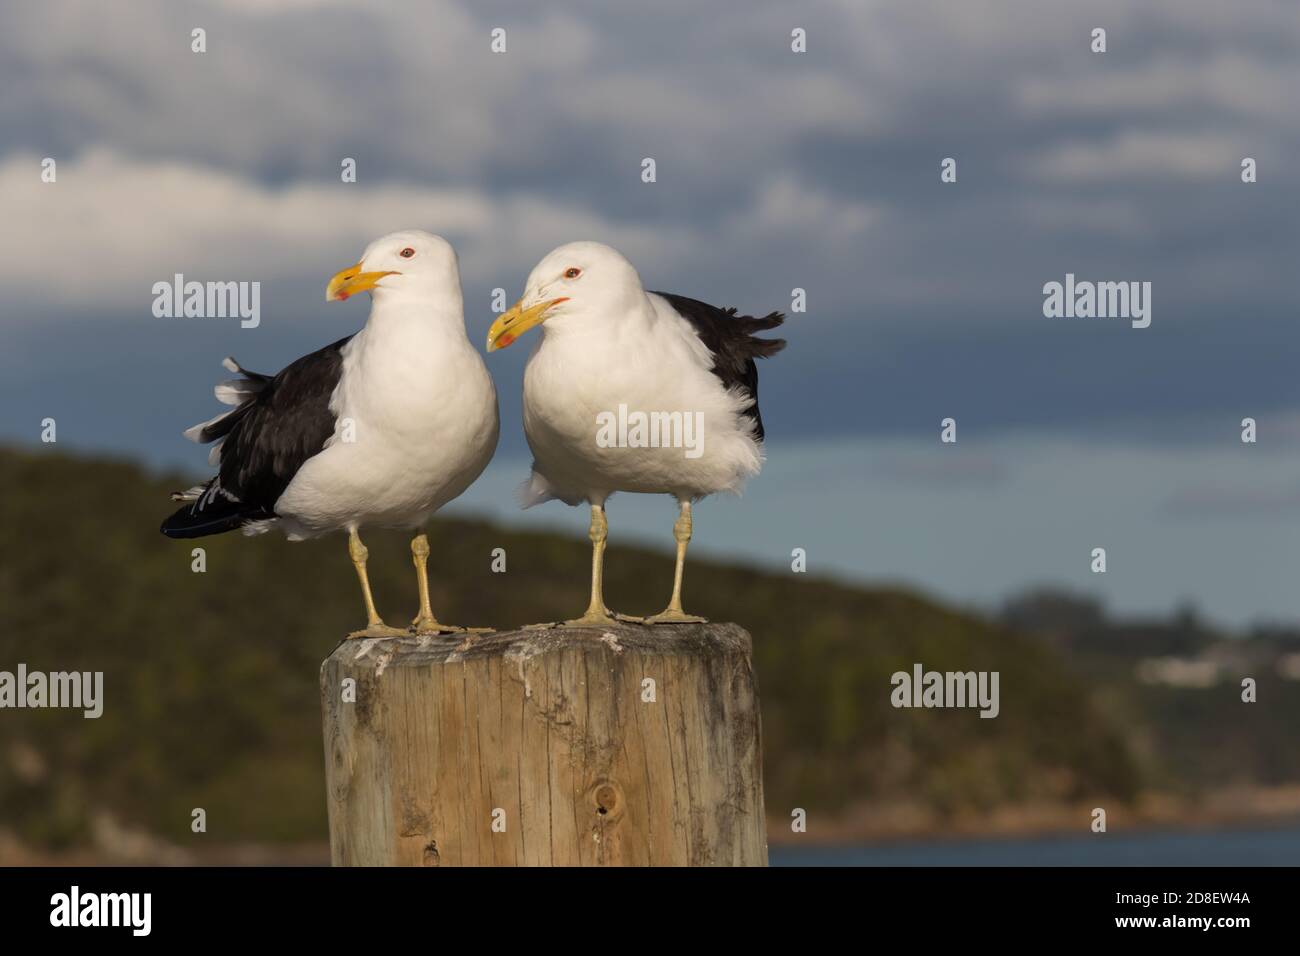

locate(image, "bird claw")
(559, 607), (636, 628)
(410, 616), (464, 635)
(410, 615), (494, 635)
(643, 609), (708, 625)
(520, 606), (640, 629)
(348, 622), (410, 640)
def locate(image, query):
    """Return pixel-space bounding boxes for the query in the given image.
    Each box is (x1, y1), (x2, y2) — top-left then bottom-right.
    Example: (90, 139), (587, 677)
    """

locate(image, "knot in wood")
(593, 781), (622, 819)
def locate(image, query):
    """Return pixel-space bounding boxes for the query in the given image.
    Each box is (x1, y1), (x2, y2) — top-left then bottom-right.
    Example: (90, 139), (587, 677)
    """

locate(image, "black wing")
(160, 335), (352, 538)
(652, 291), (786, 442)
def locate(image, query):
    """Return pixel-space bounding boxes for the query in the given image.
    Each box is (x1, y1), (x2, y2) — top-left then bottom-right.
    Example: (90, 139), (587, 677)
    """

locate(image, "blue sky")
(1, 0), (1297, 626)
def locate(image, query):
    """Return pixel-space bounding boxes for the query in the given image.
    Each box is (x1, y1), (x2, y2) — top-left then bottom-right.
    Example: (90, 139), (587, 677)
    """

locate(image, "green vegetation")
(1002, 591), (1300, 794)
(1, 446), (1291, 854)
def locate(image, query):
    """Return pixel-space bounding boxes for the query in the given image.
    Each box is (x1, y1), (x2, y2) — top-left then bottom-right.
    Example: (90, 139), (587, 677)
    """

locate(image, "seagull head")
(486, 241), (643, 351)
(327, 229), (459, 304)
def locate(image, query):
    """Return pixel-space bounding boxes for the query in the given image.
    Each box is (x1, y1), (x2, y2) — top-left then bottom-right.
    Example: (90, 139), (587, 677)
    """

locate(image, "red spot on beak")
(338, 291), (350, 301)
(497, 333), (515, 349)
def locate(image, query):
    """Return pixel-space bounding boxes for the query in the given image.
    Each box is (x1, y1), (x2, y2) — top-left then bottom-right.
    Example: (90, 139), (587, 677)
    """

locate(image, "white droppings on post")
(504, 634), (550, 700)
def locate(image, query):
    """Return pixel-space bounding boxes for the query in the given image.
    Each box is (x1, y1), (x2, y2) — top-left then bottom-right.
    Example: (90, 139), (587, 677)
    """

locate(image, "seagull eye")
(400, 247), (416, 258)
(564, 267), (581, 279)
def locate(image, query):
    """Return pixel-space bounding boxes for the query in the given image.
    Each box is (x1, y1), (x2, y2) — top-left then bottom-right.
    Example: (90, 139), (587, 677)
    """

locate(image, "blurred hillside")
(1001, 591), (1300, 793)
(0, 446), (1295, 861)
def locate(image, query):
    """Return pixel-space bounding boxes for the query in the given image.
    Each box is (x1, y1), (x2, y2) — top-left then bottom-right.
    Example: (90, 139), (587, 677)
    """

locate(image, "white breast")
(275, 314), (498, 538)
(521, 297), (761, 505)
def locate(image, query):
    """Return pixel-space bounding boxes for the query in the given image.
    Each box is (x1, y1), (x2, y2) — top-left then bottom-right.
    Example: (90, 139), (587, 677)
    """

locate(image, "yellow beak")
(326, 261), (398, 302)
(486, 297), (568, 352)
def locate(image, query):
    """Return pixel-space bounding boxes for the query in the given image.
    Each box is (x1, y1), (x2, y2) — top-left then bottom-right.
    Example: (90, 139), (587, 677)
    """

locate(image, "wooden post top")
(320, 621), (767, 866)
(325, 621), (754, 671)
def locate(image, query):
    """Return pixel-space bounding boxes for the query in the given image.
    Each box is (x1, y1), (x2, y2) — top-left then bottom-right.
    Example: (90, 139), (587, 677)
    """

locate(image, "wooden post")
(319, 622), (767, 866)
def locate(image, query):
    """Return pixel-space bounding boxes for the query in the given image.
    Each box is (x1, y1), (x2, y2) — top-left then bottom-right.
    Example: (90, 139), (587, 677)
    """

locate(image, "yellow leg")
(347, 529), (406, 639)
(645, 500), (707, 624)
(409, 532), (491, 635)
(521, 502), (641, 629)
(537, 503), (633, 627)
(560, 503), (619, 627)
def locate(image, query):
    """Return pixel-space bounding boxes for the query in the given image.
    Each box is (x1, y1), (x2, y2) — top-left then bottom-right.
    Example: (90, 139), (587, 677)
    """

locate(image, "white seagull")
(162, 230), (499, 638)
(486, 241), (784, 626)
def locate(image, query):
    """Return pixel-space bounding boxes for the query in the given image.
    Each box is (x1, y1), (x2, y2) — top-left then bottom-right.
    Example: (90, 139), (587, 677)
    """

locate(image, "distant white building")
(1136, 657), (1221, 688)
(1276, 653), (1300, 681)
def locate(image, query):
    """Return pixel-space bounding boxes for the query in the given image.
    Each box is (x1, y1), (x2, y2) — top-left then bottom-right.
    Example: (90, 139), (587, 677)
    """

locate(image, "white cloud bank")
(0, 149), (873, 313)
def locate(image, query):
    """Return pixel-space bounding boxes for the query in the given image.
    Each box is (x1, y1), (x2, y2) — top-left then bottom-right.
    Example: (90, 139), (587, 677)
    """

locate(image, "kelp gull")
(161, 230), (499, 637)
(486, 241), (784, 626)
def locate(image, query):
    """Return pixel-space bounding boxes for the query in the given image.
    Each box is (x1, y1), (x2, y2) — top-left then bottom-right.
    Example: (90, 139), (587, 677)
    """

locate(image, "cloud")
(874, 452), (1008, 489)
(1162, 482), (1300, 518)
(731, 175), (880, 243)
(1024, 131), (1247, 183)
(2, 149), (853, 312)
(3, 149), (697, 307)
(0, 0), (1297, 443)
(1015, 54), (1300, 124)
(1011, 197), (1153, 238)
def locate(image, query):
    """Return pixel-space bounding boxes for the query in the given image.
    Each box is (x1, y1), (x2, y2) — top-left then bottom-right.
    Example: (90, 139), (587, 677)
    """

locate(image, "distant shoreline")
(8, 786), (1300, 866)
(766, 784), (1300, 847)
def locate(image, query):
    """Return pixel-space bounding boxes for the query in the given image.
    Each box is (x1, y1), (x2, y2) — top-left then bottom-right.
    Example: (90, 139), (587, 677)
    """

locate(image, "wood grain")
(320, 623), (767, 866)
